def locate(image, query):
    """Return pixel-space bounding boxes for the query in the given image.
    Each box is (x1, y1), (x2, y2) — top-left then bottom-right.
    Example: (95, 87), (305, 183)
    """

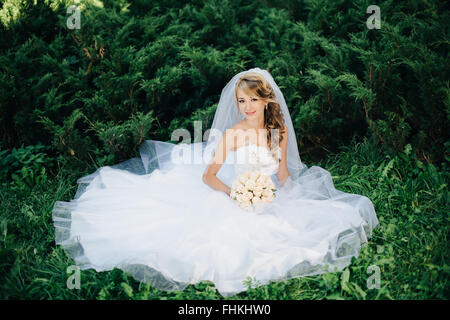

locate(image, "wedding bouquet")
(230, 170), (277, 212)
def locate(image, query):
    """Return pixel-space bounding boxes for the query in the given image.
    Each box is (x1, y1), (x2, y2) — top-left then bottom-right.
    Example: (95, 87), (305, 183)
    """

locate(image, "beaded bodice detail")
(233, 142), (281, 177)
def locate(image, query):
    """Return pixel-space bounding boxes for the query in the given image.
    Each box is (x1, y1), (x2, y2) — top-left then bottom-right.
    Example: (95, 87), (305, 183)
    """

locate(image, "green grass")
(0, 135), (448, 299)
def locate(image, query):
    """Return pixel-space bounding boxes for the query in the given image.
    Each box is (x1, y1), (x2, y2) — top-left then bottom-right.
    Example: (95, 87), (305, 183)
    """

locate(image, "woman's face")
(236, 88), (266, 120)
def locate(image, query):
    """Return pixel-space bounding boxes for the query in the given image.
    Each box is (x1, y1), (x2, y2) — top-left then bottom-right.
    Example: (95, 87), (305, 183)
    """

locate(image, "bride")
(52, 67), (379, 297)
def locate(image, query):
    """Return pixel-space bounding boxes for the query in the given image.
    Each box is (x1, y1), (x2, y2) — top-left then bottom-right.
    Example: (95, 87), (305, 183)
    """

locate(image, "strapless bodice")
(232, 142), (281, 177)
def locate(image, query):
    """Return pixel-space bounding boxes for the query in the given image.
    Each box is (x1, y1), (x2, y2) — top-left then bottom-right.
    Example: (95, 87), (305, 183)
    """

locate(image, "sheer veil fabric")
(52, 67), (379, 297)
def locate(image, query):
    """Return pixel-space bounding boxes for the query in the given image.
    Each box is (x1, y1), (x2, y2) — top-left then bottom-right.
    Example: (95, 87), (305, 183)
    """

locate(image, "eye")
(238, 98), (257, 103)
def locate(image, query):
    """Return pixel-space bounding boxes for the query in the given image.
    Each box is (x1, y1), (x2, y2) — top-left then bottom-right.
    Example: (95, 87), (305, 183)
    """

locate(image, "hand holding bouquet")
(230, 170), (276, 212)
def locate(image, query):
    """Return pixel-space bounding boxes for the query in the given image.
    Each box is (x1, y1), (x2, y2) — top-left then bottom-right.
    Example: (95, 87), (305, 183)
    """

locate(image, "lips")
(245, 111), (256, 116)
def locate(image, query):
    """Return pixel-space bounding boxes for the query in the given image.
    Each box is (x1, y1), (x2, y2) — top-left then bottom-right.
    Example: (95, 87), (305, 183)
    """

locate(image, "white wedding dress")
(52, 139), (379, 297)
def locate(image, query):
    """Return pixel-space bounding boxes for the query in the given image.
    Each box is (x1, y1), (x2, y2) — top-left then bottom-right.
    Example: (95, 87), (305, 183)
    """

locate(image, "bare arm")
(202, 129), (234, 196)
(276, 124), (290, 186)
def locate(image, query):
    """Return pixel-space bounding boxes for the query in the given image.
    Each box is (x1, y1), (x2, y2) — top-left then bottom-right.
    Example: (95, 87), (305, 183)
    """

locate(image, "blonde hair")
(234, 72), (286, 150)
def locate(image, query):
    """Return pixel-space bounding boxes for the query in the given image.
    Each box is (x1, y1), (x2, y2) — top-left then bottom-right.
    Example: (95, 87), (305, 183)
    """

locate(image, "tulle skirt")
(52, 140), (379, 297)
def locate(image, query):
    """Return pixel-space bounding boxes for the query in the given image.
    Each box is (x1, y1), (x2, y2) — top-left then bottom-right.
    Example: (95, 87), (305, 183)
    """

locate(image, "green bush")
(0, 0), (448, 300)
(0, 142), (55, 189)
(0, 0), (448, 168)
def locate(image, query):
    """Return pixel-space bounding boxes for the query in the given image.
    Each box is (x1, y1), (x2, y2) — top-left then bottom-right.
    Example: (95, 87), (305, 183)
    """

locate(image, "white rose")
(262, 188), (273, 198)
(261, 193), (275, 203)
(252, 196), (262, 204)
(243, 191), (253, 202)
(237, 185), (247, 194)
(236, 193), (246, 203)
(256, 175), (266, 185)
(245, 179), (256, 190)
(253, 186), (263, 196)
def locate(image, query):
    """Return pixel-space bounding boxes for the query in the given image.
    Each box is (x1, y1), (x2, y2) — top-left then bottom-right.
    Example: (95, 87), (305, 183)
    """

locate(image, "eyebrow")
(238, 97), (257, 99)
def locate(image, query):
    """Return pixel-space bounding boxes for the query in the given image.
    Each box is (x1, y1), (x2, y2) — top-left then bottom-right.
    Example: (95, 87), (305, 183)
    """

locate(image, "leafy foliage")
(0, 0), (448, 165)
(0, 136), (448, 299)
(0, 0), (448, 300)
